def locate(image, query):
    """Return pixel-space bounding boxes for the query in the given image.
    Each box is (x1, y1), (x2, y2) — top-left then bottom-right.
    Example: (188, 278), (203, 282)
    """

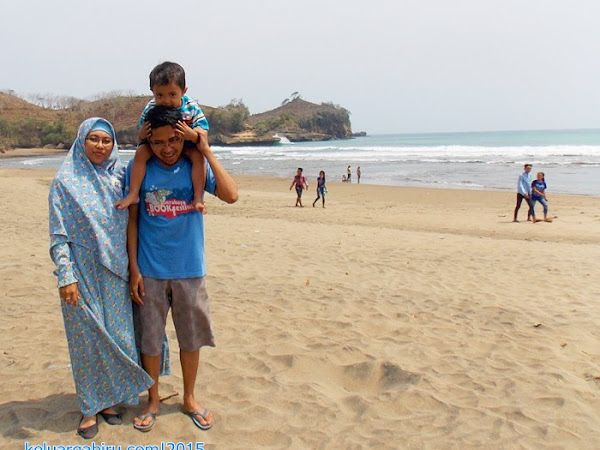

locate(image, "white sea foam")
(22, 157), (57, 166)
(3, 132), (600, 195)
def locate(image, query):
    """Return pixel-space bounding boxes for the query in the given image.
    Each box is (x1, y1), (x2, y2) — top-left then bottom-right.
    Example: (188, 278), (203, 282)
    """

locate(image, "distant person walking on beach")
(347, 165), (352, 183)
(49, 118), (153, 439)
(357, 166), (361, 184)
(531, 172), (551, 222)
(312, 170), (327, 208)
(513, 163), (533, 222)
(290, 167), (308, 207)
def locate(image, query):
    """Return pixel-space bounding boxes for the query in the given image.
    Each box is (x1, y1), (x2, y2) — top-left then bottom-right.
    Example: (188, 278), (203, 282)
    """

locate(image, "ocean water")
(3, 129), (600, 195)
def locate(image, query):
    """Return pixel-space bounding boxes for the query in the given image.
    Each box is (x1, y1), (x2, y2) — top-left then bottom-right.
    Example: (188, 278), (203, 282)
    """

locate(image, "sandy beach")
(1, 161), (599, 449)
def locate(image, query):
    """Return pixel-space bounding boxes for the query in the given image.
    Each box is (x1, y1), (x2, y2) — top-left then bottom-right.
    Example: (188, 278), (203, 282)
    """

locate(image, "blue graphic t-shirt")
(126, 157), (216, 279)
(531, 180), (547, 200)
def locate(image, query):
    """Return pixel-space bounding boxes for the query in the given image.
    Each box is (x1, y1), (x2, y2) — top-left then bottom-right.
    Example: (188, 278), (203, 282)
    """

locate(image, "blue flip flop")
(133, 412), (157, 432)
(185, 409), (214, 430)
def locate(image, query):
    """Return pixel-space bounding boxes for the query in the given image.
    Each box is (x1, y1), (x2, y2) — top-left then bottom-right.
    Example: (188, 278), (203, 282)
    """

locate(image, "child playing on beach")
(289, 167), (308, 207)
(312, 170), (326, 208)
(116, 62), (208, 212)
(531, 172), (551, 222)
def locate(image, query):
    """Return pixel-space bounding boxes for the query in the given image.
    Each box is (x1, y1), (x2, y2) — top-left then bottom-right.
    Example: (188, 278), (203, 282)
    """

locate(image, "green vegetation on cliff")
(0, 91), (354, 148)
(249, 98), (352, 142)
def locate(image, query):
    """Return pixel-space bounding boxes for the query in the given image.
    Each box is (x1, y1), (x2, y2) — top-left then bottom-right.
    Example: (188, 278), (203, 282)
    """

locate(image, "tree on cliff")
(281, 92), (302, 106)
(205, 99), (249, 134)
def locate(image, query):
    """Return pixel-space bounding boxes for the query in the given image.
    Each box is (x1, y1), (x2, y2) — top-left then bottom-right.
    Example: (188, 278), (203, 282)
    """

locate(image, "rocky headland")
(0, 92), (358, 148)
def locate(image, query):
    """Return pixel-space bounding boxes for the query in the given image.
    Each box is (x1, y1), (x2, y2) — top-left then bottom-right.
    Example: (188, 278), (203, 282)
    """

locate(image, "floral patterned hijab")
(48, 118), (128, 279)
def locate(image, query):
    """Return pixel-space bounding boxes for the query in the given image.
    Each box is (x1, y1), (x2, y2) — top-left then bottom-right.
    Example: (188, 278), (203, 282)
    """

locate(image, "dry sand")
(1, 164), (599, 449)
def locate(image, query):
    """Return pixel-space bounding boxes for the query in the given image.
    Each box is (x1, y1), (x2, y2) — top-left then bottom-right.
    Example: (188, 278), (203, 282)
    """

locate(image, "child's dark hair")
(145, 106), (181, 128)
(149, 62), (186, 90)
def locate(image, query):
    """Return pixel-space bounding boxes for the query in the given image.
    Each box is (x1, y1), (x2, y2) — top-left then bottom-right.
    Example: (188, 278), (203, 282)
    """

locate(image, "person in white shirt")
(513, 164), (533, 222)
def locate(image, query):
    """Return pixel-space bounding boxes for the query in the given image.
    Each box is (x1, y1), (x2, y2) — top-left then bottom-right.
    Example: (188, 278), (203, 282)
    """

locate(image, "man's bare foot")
(512, 219), (519, 223)
(116, 193), (140, 210)
(533, 219), (542, 223)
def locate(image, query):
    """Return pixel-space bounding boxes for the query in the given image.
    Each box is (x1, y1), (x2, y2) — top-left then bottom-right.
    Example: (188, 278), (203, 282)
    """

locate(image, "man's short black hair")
(149, 62), (186, 90)
(145, 106), (181, 129)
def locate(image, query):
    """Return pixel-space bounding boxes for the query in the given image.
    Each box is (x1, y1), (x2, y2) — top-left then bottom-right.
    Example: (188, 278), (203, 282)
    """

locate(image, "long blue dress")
(48, 118), (155, 416)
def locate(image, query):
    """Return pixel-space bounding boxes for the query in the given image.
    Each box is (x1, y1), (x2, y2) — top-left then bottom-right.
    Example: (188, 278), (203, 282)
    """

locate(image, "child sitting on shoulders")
(116, 61), (208, 212)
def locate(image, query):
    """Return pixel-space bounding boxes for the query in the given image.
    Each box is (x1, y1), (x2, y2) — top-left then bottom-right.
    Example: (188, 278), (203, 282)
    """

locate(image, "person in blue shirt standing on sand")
(127, 106), (238, 432)
(531, 171), (551, 222)
(513, 163), (533, 222)
(49, 118), (155, 440)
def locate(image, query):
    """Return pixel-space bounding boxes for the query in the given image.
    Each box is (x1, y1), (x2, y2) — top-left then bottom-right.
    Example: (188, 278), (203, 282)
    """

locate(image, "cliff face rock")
(278, 130), (332, 142)
(0, 92), (354, 148)
(248, 98), (352, 141)
(211, 130), (280, 146)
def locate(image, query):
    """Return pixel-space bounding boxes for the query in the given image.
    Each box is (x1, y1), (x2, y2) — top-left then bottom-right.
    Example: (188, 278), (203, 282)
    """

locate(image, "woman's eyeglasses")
(86, 136), (113, 147)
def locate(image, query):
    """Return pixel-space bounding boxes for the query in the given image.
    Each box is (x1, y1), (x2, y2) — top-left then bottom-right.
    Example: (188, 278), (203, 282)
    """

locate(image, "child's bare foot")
(116, 193), (140, 210)
(193, 197), (206, 214)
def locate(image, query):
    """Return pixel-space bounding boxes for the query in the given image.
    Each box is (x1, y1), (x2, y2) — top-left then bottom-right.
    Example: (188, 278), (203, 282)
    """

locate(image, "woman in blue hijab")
(48, 118), (154, 439)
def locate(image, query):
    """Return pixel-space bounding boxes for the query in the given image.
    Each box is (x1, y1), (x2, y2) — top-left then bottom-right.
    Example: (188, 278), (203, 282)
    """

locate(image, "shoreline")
(1, 148), (598, 198)
(0, 147), (68, 158)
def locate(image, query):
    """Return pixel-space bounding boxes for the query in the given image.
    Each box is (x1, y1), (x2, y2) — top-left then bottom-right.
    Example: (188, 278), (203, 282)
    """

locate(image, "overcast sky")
(1, 0), (599, 134)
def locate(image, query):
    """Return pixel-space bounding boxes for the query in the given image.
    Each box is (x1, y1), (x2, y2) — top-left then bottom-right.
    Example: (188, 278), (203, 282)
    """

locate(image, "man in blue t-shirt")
(127, 106), (238, 432)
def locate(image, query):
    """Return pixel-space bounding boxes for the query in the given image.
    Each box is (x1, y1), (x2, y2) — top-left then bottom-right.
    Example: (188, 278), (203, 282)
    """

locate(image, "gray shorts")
(136, 277), (215, 355)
